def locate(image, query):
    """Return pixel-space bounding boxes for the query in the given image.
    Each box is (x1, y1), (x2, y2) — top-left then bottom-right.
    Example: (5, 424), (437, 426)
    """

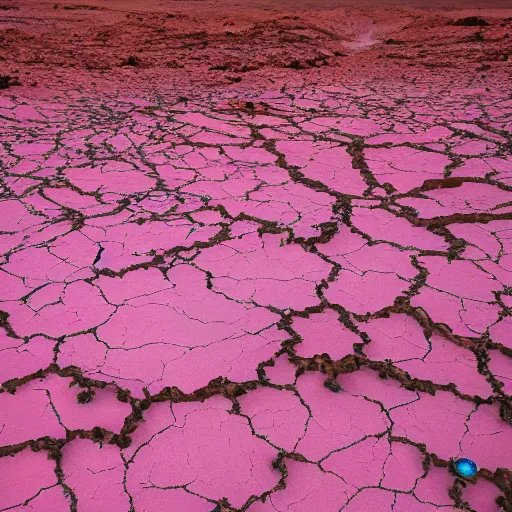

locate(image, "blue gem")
(454, 458), (477, 478)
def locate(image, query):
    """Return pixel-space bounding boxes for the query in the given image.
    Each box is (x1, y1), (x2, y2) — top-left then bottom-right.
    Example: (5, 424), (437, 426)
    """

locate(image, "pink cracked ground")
(1, 0), (512, 511)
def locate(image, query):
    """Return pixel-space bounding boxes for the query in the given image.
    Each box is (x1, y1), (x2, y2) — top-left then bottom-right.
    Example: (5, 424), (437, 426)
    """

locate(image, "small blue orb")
(454, 458), (477, 478)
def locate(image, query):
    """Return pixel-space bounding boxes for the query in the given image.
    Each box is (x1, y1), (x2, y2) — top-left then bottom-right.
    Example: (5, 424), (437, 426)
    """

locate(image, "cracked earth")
(1, 0), (512, 510)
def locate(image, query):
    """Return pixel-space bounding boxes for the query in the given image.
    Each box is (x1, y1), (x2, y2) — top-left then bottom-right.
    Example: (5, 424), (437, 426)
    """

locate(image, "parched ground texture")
(1, 0), (512, 511)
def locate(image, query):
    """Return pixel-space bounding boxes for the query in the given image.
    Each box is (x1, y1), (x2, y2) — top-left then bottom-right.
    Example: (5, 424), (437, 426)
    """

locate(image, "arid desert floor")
(1, 0), (512, 511)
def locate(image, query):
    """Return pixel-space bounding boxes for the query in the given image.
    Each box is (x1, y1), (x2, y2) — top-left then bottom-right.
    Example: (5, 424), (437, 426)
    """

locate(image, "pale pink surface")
(62, 440), (129, 512)
(325, 271), (411, 315)
(0, 331), (54, 383)
(264, 354), (298, 385)
(126, 396), (280, 508)
(10, 486), (71, 512)
(414, 465), (459, 507)
(390, 391), (474, 460)
(1, 39), (512, 511)
(321, 227), (416, 313)
(460, 404), (512, 472)
(351, 207), (449, 251)
(37, 375), (131, 432)
(462, 477), (501, 512)
(130, 486), (213, 512)
(182, 171), (336, 239)
(0, 376), (130, 446)
(87, 220), (220, 272)
(0, 448), (64, 511)
(341, 367), (418, 410)
(64, 165), (157, 195)
(293, 308), (360, 359)
(294, 372), (389, 461)
(0, 384), (66, 446)
(360, 313), (430, 362)
(2, 281), (116, 338)
(365, 146), (450, 192)
(360, 308), (492, 398)
(488, 349), (512, 394)
(449, 222), (504, 260)
(452, 156), (512, 184)
(91, 264), (285, 394)
(394, 493), (457, 512)
(195, 233), (331, 310)
(490, 316), (512, 349)
(238, 386), (308, 451)
(411, 256), (502, 336)
(396, 334), (492, 397)
(276, 141), (367, 195)
(411, 286), (501, 336)
(381, 441), (425, 491)
(399, 183), (512, 218)
(321, 436), (390, 490)
(248, 459), (352, 512)
(343, 489), (396, 511)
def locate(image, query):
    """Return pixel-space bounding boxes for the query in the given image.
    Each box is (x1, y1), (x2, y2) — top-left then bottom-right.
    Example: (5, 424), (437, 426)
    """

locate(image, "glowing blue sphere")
(454, 458), (477, 478)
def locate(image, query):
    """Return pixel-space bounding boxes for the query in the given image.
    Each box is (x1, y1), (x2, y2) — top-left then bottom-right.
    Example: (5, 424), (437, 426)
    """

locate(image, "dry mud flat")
(1, 1), (512, 511)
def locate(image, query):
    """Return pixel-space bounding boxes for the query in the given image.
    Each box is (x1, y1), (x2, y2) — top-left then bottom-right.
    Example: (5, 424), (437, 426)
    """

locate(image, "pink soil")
(1, 0), (511, 510)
